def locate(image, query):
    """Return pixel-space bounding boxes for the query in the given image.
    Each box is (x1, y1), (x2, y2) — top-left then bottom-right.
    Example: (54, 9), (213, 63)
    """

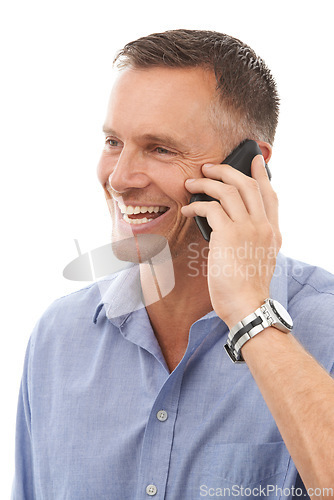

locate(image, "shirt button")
(156, 410), (168, 422)
(146, 484), (157, 496)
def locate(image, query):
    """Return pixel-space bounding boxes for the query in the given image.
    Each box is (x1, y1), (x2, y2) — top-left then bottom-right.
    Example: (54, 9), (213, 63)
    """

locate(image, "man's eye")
(105, 138), (120, 147)
(155, 147), (173, 155)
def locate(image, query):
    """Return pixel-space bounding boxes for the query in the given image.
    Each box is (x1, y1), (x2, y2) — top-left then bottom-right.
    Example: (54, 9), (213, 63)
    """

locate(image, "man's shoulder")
(280, 254), (334, 369)
(29, 273), (121, 345)
(48, 275), (117, 318)
(282, 254), (334, 300)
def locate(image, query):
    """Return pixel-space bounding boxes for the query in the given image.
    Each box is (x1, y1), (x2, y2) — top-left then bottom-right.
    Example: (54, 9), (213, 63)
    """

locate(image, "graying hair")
(114, 29), (280, 154)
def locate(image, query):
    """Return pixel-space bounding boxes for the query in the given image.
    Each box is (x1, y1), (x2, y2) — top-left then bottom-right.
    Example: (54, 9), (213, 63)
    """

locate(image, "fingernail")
(185, 178), (196, 183)
(203, 163), (215, 168)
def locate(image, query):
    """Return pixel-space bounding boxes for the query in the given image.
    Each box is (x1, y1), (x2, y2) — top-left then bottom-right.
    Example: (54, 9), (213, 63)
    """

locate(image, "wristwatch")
(224, 298), (293, 364)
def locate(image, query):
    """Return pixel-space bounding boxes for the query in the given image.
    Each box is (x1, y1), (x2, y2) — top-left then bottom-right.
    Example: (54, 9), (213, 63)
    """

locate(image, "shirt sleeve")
(11, 338), (36, 500)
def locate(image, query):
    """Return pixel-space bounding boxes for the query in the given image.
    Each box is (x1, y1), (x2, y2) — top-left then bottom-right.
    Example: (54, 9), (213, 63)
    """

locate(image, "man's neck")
(139, 253), (212, 371)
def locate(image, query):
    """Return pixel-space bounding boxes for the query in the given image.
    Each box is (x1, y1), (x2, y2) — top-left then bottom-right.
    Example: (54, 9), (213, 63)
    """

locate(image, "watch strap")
(229, 315), (263, 351)
(224, 298), (292, 364)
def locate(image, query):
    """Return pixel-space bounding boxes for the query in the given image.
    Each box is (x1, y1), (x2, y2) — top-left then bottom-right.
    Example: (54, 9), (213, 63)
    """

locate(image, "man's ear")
(256, 141), (272, 163)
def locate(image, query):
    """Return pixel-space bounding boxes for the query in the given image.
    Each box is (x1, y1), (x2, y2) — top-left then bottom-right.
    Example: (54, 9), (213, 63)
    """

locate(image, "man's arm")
(11, 338), (35, 500)
(242, 326), (334, 494)
(181, 154), (334, 495)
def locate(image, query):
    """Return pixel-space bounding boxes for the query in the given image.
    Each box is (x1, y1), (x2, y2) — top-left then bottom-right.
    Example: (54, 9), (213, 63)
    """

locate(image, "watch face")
(269, 300), (293, 330)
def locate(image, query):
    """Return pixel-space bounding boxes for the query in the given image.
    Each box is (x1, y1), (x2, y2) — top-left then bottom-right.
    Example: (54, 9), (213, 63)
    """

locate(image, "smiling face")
(97, 66), (225, 263)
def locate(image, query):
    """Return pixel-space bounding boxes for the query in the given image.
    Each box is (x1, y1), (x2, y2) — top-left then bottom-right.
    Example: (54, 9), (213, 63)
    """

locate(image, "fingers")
(182, 156), (280, 241)
(184, 177), (248, 222)
(181, 200), (231, 231)
(251, 155), (280, 235)
(200, 159), (268, 221)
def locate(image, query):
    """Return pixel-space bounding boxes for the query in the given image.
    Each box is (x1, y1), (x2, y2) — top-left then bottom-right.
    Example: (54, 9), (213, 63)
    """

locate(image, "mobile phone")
(190, 139), (272, 241)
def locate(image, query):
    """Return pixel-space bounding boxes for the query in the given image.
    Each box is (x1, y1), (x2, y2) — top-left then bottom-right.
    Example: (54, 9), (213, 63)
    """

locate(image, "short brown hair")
(113, 29), (279, 150)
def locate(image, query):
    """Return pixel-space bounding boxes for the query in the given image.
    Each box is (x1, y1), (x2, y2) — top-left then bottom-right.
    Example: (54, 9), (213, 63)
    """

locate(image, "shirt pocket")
(205, 441), (291, 488)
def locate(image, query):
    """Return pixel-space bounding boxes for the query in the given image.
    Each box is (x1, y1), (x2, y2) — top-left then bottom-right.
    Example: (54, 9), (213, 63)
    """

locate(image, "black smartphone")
(190, 139), (272, 241)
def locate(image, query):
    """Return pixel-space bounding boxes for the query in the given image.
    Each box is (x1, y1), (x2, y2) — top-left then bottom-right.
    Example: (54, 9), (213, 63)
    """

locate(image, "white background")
(1, 0), (334, 495)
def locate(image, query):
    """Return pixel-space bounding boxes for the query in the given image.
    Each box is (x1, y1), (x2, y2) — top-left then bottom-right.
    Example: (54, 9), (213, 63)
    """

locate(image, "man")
(12, 30), (334, 499)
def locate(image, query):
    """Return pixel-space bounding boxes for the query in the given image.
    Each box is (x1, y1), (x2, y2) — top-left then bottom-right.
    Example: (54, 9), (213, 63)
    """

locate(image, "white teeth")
(122, 214), (154, 224)
(117, 204), (168, 215)
(118, 203), (169, 224)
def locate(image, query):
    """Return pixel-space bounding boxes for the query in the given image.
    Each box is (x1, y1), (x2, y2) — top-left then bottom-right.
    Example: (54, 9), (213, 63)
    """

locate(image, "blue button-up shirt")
(12, 253), (334, 499)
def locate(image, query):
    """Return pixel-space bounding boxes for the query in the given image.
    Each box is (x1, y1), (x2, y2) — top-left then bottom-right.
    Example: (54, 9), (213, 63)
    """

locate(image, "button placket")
(137, 360), (188, 499)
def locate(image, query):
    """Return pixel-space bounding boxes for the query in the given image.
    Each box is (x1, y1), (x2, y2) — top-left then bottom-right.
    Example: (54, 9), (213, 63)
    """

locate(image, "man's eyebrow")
(138, 133), (186, 150)
(102, 125), (117, 135)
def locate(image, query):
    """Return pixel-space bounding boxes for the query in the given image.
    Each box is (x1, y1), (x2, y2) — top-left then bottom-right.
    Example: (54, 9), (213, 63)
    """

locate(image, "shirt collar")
(93, 252), (289, 326)
(93, 263), (143, 327)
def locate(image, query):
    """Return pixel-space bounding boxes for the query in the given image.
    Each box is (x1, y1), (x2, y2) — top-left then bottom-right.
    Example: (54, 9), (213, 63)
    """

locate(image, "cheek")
(167, 160), (202, 203)
(155, 170), (192, 206)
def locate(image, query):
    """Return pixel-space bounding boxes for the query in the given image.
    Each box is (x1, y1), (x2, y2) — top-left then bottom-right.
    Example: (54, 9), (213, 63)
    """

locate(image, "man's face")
(97, 66), (225, 263)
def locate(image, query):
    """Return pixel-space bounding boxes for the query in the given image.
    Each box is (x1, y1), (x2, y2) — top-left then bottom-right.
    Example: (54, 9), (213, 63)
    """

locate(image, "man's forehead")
(110, 66), (217, 102)
(102, 67), (222, 154)
(106, 67), (216, 129)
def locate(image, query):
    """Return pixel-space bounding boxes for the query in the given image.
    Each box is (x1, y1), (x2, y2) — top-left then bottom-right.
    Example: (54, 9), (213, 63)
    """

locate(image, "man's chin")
(110, 218), (205, 266)
(111, 232), (171, 264)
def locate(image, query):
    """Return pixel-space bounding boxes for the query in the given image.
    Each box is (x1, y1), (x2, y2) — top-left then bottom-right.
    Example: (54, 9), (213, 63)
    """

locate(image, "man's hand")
(181, 154), (281, 328)
(182, 154), (334, 494)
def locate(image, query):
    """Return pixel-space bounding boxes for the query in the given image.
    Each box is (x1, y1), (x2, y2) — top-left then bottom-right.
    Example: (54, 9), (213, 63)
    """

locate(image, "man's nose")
(106, 148), (151, 194)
